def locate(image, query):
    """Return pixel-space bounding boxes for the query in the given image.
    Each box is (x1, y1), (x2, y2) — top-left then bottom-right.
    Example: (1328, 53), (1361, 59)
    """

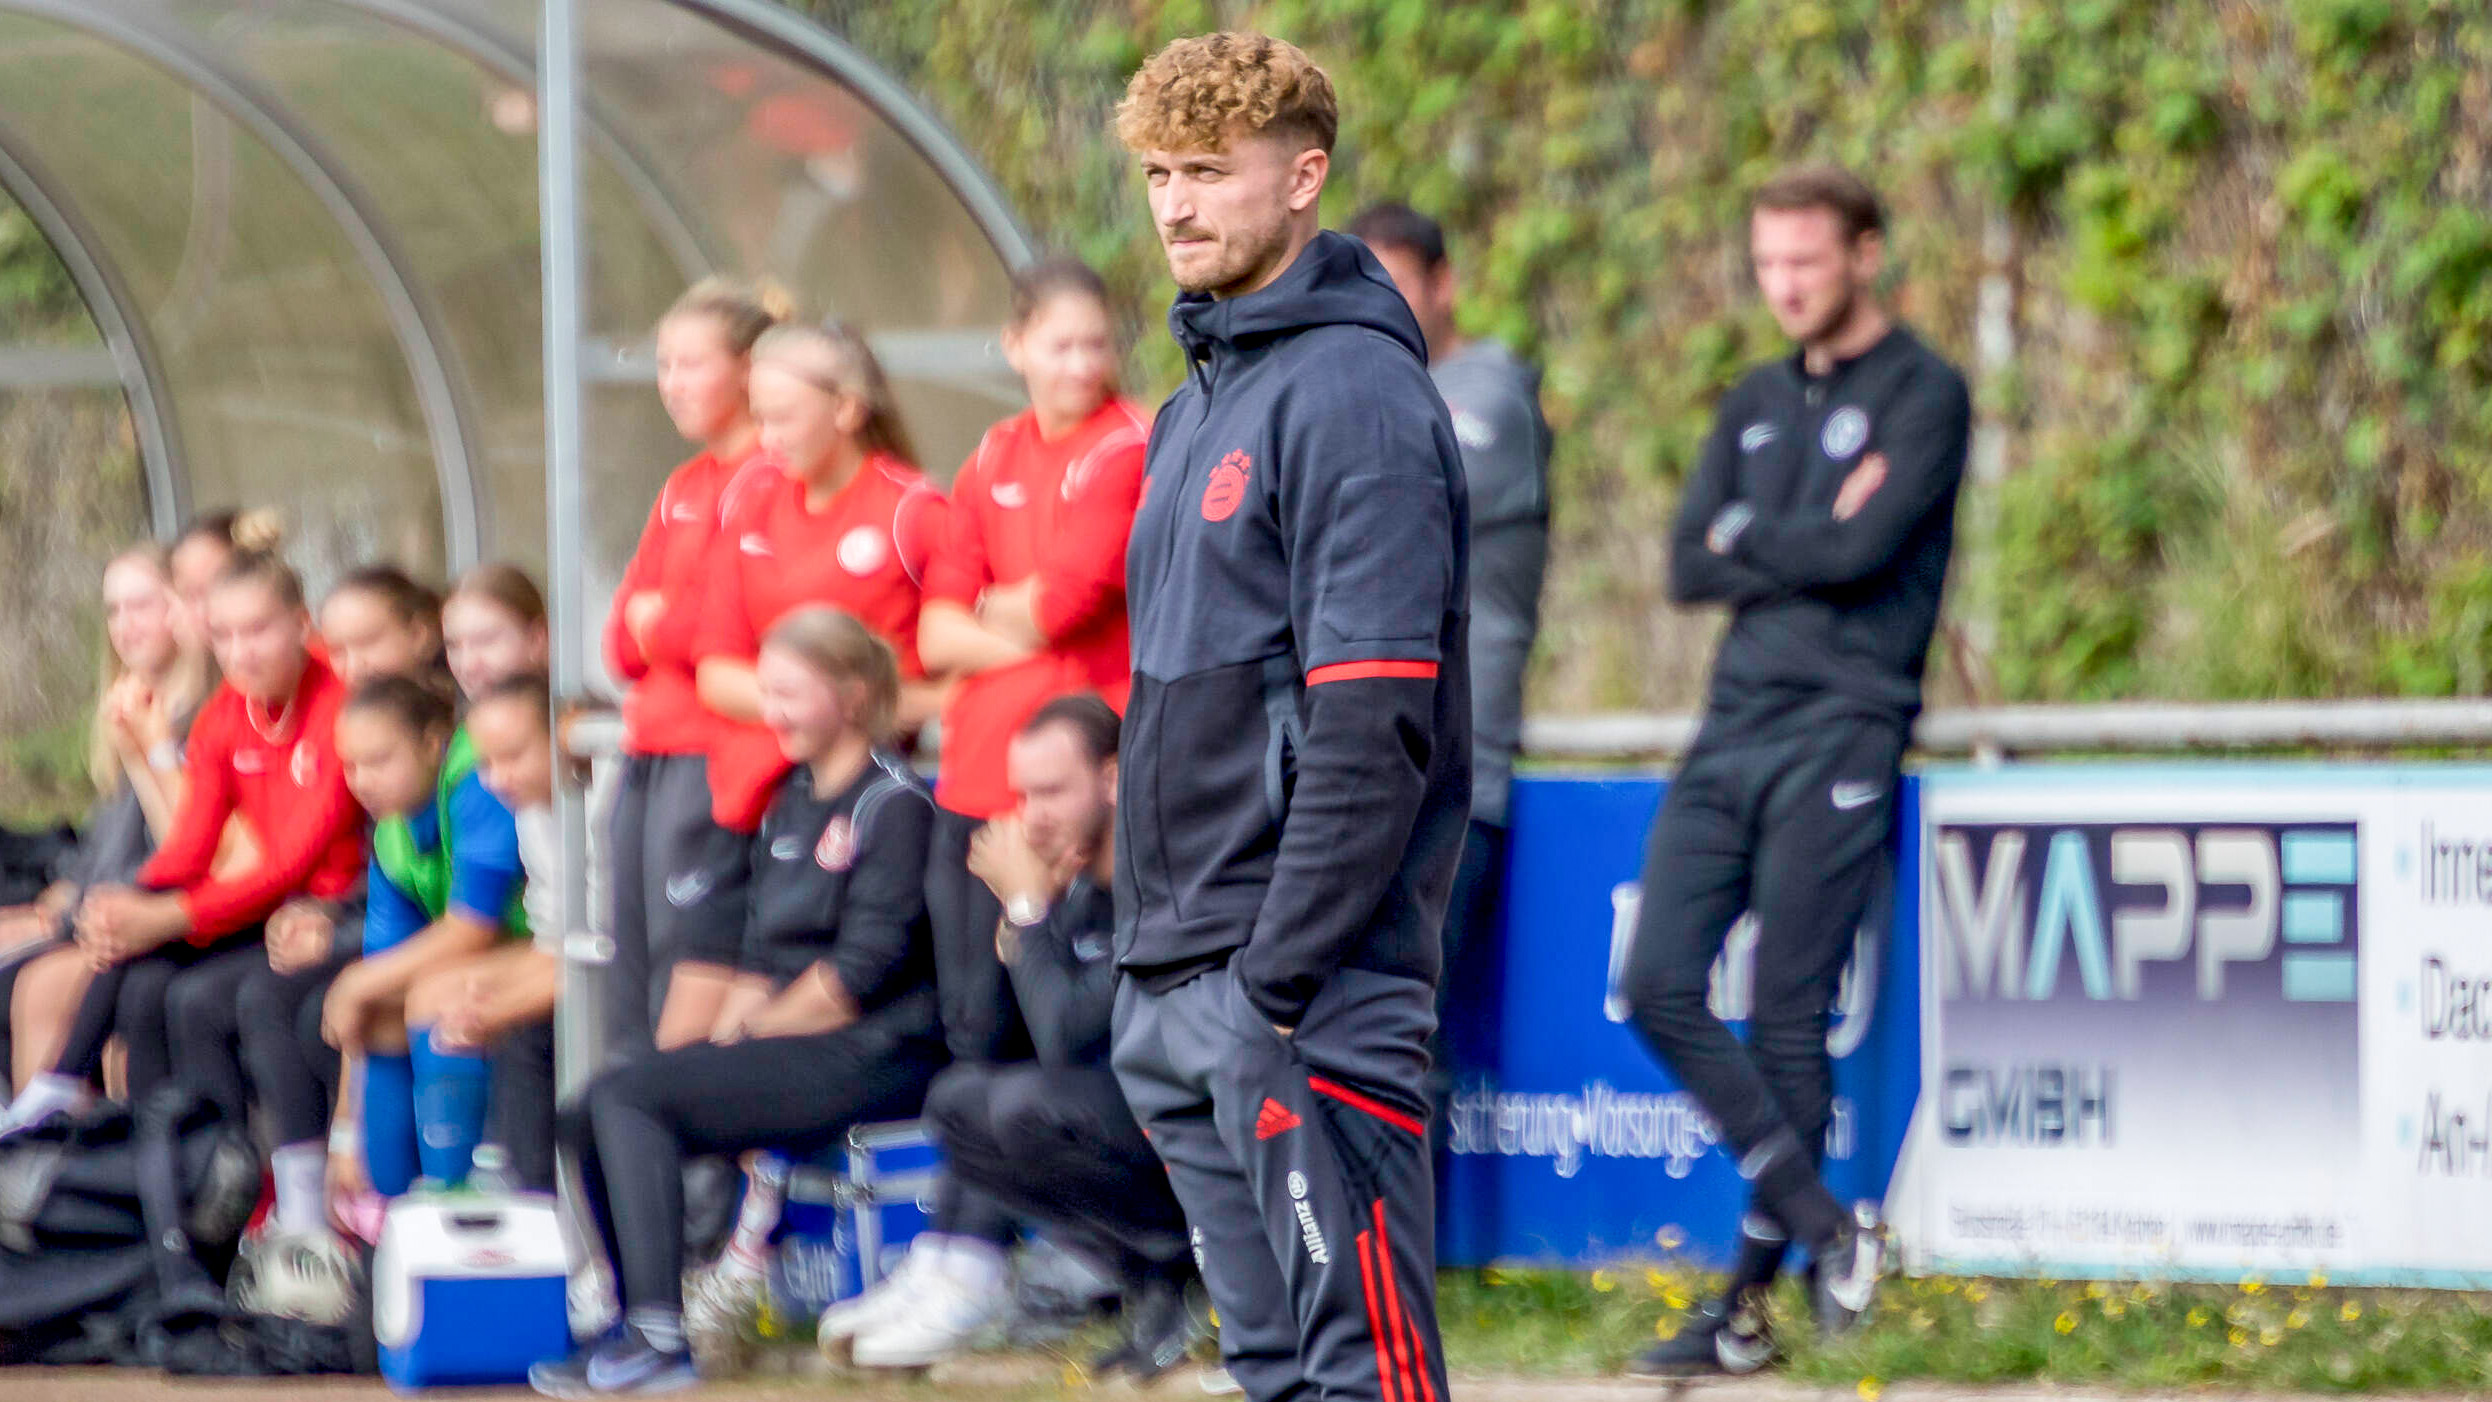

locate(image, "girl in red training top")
(679, 320), (945, 1046)
(882, 253), (1148, 1346)
(918, 257), (1145, 1051)
(4, 552), (365, 1134)
(603, 280), (788, 1056)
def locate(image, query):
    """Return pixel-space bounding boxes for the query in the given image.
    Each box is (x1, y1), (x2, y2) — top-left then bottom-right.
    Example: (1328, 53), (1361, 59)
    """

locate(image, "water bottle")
(469, 1143), (517, 1197)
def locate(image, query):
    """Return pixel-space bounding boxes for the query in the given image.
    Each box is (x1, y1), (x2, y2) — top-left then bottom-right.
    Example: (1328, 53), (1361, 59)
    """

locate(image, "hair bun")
(751, 278), (799, 326)
(228, 507), (285, 555)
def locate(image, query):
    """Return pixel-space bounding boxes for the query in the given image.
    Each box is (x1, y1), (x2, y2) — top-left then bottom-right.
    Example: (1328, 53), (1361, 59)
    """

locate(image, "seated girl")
(240, 565), (448, 1237)
(320, 674), (526, 1222)
(4, 552), (362, 1134)
(533, 607), (941, 1397)
(406, 668), (563, 1193)
(1, 542), (227, 1094)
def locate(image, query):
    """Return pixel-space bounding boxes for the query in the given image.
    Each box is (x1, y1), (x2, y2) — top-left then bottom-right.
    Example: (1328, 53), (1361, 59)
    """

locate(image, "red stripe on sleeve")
(1305, 659), (1439, 686)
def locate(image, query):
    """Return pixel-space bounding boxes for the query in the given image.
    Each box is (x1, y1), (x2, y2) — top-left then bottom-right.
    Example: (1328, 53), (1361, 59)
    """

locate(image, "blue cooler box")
(771, 1120), (942, 1316)
(373, 1194), (572, 1390)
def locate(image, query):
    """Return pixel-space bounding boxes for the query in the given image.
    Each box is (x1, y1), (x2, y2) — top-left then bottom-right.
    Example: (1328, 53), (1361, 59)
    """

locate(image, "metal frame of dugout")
(0, 0), (1038, 1087)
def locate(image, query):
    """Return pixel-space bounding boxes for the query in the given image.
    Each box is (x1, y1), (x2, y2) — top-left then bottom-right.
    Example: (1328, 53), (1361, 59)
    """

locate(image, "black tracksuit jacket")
(1115, 231), (1473, 1029)
(1672, 323), (1972, 728)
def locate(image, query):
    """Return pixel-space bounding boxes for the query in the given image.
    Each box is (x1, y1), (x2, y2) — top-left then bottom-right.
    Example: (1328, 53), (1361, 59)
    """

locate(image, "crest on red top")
(836, 525), (888, 576)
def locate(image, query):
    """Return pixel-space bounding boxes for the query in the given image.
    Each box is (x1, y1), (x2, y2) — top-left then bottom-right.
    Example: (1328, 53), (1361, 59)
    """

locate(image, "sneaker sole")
(580, 1364), (702, 1395)
(527, 1368), (596, 1399)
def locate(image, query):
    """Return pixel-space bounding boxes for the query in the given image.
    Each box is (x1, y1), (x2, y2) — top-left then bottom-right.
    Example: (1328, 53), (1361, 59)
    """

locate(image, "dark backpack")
(0, 1087), (379, 1375)
(0, 822), (75, 908)
(0, 1088), (258, 1363)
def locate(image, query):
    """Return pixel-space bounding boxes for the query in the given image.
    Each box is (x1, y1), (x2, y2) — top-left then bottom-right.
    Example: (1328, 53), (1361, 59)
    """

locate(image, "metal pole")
(539, 0), (598, 1097)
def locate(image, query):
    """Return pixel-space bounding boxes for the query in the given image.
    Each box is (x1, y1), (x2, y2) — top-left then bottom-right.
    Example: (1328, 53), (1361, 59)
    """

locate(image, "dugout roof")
(0, 0), (1029, 611)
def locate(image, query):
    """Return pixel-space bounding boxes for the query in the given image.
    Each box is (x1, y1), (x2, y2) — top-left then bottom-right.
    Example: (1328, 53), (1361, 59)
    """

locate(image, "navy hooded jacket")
(1114, 230), (1473, 1028)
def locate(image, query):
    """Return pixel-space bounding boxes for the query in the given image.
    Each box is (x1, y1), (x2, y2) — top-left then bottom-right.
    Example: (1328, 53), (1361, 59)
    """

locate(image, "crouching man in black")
(910, 696), (1195, 1379)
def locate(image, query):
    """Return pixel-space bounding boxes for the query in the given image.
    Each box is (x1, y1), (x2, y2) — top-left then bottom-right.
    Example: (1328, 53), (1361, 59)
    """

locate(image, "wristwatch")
(1003, 894), (1048, 929)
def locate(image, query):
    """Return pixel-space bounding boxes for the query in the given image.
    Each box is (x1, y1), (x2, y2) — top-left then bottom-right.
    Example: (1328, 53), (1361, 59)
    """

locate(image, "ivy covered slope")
(808, 0), (2492, 711)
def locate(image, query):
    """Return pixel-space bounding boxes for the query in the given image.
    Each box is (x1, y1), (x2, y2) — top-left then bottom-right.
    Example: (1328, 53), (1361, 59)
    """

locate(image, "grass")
(1, 717), (88, 829)
(1434, 1264), (2492, 1393)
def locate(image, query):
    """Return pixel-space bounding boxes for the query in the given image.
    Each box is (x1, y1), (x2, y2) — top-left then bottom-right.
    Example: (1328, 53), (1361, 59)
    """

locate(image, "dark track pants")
(925, 808), (1027, 1065)
(564, 1024), (940, 1315)
(606, 753), (749, 1054)
(489, 1016), (559, 1192)
(1113, 963), (1444, 1402)
(923, 1060), (1189, 1285)
(56, 933), (262, 1105)
(236, 950), (355, 1142)
(1621, 706), (1904, 1246)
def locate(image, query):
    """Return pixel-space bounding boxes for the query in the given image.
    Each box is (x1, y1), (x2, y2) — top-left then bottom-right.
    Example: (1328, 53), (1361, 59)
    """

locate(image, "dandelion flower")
(1965, 1282), (1992, 1304)
(1593, 1270), (1618, 1294)
(1858, 1377), (1885, 1402)
(2307, 1271), (2328, 1289)
(1646, 1268), (1670, 1293)
(2084, 1281), (2108, 1300)
(1664, 1288), (1692, 1311)
(2240, 1276), (2266, 1296)
(2287, 1310), (2309, 1331)
(2103, 1300), (2126, 1319)
(2340, 1301), (2362, 1323)
(1654, 1318), (1681, 1341)
(2188, 1307), (2213, 1328)
(2261, 1326), (2285, 1347)
(2229, 1327), (2250, 1348)
(2055, 1312), (2079, 1335)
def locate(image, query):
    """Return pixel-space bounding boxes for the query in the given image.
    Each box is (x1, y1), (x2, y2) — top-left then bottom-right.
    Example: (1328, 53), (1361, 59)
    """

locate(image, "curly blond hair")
(1115, 32), (1337, 155)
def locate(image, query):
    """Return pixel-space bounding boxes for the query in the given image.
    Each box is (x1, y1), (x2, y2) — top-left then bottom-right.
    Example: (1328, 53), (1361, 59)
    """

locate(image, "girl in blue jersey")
(323, 675), (527, 1226)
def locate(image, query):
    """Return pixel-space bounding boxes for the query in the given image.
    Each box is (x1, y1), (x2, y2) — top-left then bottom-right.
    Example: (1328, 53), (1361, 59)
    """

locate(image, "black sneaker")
(1812, 1202), (1889, 1336)
(1094, 1271), (1199, 1382)
(1628, 1295), (1776, 1378)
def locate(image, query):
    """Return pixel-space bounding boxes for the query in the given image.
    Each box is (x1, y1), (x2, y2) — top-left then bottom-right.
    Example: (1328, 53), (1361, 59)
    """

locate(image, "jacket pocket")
(1151, 659), (1284, 925)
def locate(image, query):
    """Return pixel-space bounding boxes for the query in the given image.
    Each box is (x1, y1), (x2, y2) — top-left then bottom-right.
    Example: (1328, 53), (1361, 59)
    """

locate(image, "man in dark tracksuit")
(916, 696), (1193, 1379)
(1349, 201), (1553, 1115)
(1624, 167), (1970, 1375)
(1110, 32), (1470, 1402)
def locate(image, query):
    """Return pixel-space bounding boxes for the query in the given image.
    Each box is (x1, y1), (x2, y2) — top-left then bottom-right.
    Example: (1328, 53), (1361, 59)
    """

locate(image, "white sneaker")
(0, 1078), (90, 1137)
(1200, 1364), (1244, 1395)
(683, 1261), (768, 1362)
(816, 1244), (935, 1357)
(568, 1266), (619, 1342)
(230, 1227), (362, 1327)
(849, 1269), (1008, 1369)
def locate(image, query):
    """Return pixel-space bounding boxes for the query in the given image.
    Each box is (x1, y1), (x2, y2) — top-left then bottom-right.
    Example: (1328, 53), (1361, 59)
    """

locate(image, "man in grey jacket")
(1348, 201), (1551, 1083)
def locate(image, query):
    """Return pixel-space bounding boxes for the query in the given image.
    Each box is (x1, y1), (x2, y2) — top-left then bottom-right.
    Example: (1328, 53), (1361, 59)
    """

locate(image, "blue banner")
(1438, 771), (1924, 1267)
